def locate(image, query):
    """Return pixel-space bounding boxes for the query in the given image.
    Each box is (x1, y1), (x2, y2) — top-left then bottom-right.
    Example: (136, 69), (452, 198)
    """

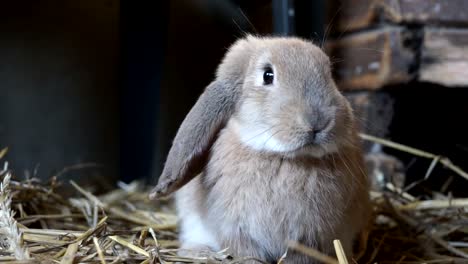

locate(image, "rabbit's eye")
(263, 68), (274, 85)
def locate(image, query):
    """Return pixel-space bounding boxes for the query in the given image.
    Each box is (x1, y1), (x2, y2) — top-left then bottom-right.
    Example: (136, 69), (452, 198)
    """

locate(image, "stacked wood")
(420, 28), (468, 86)
(326, 27), (415, 90)
(328, 0), (468, 33)
(326, 0), (468, 89)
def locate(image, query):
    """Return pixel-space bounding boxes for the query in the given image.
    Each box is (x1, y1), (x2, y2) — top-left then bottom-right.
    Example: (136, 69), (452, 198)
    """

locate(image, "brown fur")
(151, 35), (371, 263)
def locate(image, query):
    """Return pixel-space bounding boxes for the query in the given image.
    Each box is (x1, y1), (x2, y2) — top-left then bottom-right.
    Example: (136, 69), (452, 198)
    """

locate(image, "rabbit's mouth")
(280, 140), (338, 158)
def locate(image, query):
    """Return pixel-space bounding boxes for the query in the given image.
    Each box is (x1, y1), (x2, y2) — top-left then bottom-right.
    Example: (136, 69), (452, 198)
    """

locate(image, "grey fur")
(150, 35), (371, 263)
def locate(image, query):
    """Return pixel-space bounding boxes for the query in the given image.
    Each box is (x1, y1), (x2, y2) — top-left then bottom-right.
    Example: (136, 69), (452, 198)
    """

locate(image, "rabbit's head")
(149, 35), (356, 199)
(226, 36), (354, 158)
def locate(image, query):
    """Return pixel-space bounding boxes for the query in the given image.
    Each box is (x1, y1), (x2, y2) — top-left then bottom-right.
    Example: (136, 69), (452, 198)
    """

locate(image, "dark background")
(0, 1), (119, 188)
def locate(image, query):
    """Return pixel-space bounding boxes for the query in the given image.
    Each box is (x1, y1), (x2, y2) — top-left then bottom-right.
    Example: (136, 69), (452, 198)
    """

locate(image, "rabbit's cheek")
(230, 119), (295, 153)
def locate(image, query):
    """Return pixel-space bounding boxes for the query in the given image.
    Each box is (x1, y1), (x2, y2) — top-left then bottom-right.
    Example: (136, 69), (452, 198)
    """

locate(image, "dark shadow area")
(384, 82), (468, 197)
(120, 1), (168, 183)
(0, 1), (119, 189)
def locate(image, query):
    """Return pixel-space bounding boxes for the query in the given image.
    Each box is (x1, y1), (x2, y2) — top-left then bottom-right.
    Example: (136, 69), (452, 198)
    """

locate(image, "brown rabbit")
(150, 35), (371, 263)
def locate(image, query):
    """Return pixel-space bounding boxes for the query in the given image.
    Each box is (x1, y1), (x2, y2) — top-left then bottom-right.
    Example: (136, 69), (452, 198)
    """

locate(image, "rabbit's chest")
(204, 147), (345, 245)
(202, 128), (351, 255)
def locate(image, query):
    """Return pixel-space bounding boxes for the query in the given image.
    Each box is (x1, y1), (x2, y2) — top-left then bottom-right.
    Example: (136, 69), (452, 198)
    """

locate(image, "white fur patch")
(231, 119), (295, 152)
(179, 210), (219, 250)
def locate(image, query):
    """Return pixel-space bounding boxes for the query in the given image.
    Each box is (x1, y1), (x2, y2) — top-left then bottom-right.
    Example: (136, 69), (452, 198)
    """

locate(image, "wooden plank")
(326, 26), (414, 90)
(328, 0), (468, 33)
(327, 0), (392, 33)
(397, 0), (468, 25)
(419, 28), (468, 87)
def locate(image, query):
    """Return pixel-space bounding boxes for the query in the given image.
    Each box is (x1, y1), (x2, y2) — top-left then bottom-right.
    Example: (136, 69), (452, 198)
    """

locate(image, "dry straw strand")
(287, 240), (338, 264)
(0, 147), (8, 160)
(0, 172), (30, 260)
(277, 250), (288, 264)
(109, 235), (150, 258)
(333, 240), (348, 264)
(398, 198), (468, 211)
(60, 242), (79, 264)
(93, 237), (107, 264)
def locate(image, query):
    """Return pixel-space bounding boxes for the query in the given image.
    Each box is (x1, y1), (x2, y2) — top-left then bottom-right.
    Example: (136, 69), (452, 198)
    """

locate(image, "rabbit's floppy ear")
(149, 36), (254, 199)
(149, 80), (241, 199)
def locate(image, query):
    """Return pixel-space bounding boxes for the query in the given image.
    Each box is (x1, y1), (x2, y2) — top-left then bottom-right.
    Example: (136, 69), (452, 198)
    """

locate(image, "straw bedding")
(0, 135), (467, 264)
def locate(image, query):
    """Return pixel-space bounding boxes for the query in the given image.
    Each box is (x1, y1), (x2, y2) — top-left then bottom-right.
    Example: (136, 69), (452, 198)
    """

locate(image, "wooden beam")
(419, 28), (468, 87)
(328, 0), (468, 33)
(325, 26), (414, 90)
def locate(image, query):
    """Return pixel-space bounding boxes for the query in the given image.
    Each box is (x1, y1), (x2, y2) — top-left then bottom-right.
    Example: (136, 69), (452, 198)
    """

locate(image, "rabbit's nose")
(306, 130), (317, 143)
(306, 118), (331, 143)
(306, 128), (322, 143)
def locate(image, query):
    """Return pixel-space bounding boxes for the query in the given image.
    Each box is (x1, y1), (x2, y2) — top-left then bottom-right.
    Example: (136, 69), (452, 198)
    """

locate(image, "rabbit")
(149, 35), (371, 263)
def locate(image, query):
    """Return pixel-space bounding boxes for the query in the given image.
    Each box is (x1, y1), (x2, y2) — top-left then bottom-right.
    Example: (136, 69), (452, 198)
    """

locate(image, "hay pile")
(0, 136), (467, 264)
